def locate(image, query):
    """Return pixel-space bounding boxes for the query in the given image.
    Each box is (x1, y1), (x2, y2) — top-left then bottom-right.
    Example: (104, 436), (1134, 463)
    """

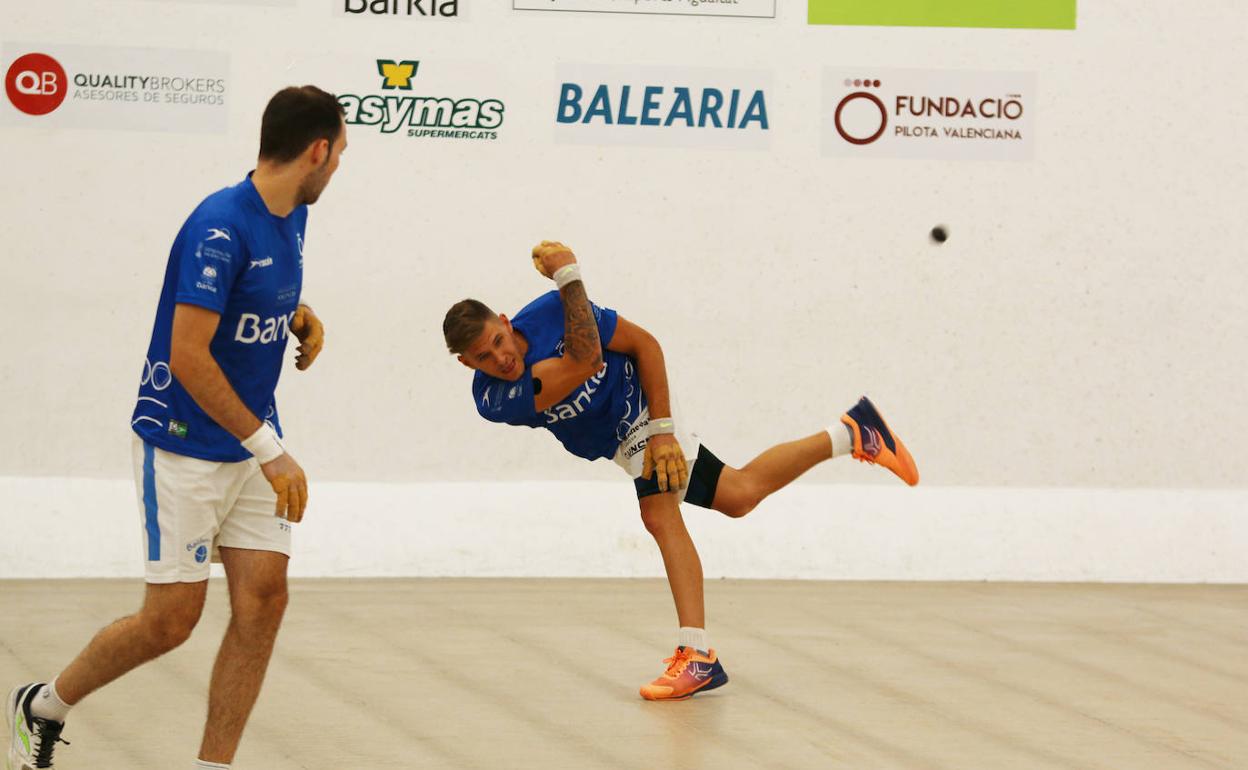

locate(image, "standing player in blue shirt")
(7, 86), (346, 770)
(443, 241), (920, 702)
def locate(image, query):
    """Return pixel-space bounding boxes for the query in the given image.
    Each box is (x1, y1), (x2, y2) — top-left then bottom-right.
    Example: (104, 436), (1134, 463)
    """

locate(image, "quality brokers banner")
(2, 43), (229, 133)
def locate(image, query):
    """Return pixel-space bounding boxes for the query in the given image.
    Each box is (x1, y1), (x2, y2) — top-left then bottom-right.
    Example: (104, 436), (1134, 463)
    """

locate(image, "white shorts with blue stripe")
(131, 434), (292, 583)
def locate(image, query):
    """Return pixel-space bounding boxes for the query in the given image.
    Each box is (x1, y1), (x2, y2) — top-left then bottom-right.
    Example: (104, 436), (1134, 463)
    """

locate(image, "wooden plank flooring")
(1, 579), (1244, 769)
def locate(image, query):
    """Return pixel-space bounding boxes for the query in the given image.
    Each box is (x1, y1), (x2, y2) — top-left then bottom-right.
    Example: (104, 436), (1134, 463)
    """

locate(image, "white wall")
(2, 1), (1246, 580)
(5, 477), (1246, 582)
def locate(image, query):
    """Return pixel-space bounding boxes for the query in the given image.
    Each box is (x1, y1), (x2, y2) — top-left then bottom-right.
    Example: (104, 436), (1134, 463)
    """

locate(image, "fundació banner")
(822, 68), (1036, 161)
(808, 0), (1075, 30)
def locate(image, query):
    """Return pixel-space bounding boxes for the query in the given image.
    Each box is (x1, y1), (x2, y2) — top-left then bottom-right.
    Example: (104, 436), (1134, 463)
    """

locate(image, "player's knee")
(721, 497), (759, 519)
(141, 607), (201, 651)
(232, 581), (289, 628)
(640, 507), (674, 539)
(718, 481), (763, 519)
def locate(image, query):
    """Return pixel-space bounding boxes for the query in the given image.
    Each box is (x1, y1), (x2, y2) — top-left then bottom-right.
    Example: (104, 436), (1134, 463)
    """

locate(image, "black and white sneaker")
(6, 683), (69, 770)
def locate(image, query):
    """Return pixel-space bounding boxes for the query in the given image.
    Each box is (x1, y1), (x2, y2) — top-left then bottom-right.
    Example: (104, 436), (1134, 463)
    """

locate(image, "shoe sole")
(6, 685), (36, 770)
(7, 685), (23, 770)
(883, 431), (919, 486)
(7, 685), (18, 770)
(641, 670), (730, 701)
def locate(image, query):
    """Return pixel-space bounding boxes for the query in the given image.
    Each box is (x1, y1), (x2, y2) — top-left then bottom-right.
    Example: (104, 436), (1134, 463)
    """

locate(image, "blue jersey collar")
(242, 171), (300, 221)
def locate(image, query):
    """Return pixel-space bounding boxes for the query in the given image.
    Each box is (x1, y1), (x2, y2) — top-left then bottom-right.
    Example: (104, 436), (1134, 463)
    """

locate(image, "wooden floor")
(1, 579), (1245, 769)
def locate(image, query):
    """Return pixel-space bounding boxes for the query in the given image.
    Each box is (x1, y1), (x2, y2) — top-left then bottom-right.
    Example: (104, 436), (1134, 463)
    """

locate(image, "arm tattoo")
(559, 280), (603, 371)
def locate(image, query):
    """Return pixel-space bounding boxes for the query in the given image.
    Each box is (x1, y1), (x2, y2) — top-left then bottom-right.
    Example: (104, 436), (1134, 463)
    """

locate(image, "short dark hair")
(443, 299), (497, 354)
(259, 85), (345, 163)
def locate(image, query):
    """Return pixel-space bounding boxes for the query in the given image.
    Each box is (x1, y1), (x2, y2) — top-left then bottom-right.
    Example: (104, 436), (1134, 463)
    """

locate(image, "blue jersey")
(131, 174), (306, 462)
(472, 291), (646, 461)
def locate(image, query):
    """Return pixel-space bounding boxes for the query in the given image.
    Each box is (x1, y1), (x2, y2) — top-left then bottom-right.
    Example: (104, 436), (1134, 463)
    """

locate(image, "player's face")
(299, 120), (347, 206)
(459, 316), (525, 381)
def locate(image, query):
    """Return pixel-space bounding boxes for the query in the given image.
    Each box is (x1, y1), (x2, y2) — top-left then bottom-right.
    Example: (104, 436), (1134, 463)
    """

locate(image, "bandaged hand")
(642, 433), (689, 493)
(291, 304), (324, 371)
(260, 451), (308, 523)
(531, 240), (576, 279)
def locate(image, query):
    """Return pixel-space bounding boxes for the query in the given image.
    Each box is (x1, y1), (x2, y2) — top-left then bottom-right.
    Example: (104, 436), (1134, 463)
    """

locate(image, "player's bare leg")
(711, 432), (834, 519)
(711, 396), (920, 521)
(197, 548), (289, 765)
(636, 493), (729, 700)
(639, 492), (705, 629)
(56, 581), (209, 704)
(7, 582), (207, 768)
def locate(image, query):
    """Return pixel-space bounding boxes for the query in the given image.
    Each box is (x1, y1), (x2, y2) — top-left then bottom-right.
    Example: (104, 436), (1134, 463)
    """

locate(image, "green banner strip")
(808, 0), (1076, 29)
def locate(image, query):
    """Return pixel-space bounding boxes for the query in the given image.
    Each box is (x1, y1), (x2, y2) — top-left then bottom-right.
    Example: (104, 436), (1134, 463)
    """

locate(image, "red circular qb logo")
(5, 53), (68, 116)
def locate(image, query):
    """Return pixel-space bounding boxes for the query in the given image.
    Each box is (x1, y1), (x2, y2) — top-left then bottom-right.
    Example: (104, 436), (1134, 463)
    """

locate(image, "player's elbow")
(572, 352), (603, 380)
(636, 329), (663, 360)
(168, 343), (188, 380)
(586, 354), (605, 379)
(168, 339), (206, 382)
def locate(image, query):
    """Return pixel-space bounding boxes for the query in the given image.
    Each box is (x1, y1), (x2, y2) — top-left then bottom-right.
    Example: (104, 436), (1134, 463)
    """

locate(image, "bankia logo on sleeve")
(555, 64), (771, 150)
(515, 0), (775, 18)
(1, 43), (228, 132)
(337, 59), (503, 140)
(823, 68), (1035, 161)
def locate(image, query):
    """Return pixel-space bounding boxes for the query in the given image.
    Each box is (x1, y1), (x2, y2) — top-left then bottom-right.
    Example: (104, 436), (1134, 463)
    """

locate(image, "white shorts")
(612, 400), (701, 502)
(131, 435), (291, 583)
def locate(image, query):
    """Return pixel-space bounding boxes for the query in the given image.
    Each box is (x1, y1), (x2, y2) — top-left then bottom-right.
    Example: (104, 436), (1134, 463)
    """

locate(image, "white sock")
(194, 761), (230, 769)
(678, 627), (709, 654)
(30, 679), (71, 723)
(828, 422), (854, 458)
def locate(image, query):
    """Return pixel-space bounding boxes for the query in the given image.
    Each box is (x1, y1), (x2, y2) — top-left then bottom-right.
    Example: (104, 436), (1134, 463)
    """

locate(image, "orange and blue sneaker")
(639, 647), (729, 701)
(841, 396), (919, 486)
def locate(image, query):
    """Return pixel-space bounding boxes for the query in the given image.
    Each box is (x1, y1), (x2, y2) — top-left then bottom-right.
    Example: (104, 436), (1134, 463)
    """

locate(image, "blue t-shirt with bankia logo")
(472, 291), (646, 461)
(131, 174), (306, 462)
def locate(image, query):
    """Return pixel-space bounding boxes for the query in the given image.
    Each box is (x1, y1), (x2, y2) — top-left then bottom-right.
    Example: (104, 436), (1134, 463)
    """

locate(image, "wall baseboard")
(2, 477), (1244, 582)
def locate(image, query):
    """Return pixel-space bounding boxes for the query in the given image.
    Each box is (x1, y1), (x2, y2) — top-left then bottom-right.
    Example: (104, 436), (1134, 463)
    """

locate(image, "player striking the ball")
(442, 241), (919, 701)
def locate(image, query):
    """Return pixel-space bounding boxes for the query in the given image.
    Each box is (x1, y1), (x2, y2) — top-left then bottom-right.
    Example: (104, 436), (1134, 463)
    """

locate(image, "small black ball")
(930, 226), (948, 244)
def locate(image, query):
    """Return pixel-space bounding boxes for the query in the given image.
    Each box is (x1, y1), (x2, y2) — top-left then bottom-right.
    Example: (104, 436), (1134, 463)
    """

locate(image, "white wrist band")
(649, 417), (676, 436)
(242, 423), (285, 465)
(553, 264), (582, 289)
